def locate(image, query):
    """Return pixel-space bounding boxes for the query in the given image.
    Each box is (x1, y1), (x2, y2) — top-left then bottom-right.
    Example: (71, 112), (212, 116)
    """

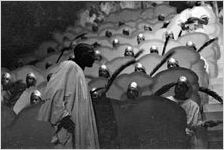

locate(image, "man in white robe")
(38, 43), (99, 149)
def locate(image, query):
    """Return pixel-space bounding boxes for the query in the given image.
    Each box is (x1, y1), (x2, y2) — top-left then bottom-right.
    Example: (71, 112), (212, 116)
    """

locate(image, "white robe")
(38, 60), (99, 149)
(167, 96), (206, 148)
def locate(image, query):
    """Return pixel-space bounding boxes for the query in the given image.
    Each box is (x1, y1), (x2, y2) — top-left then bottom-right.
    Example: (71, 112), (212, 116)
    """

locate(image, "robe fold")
(38, 60), (99, 149)
(13, 86), (36, 114)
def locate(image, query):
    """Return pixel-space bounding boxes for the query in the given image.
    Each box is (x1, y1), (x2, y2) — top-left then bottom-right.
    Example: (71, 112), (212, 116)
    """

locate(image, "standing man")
(38, 43), (99, 149)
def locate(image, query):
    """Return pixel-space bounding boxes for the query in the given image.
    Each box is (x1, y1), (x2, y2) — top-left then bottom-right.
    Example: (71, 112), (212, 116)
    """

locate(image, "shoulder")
(60, 61), (82, 72)
(183, 99), (199, 110)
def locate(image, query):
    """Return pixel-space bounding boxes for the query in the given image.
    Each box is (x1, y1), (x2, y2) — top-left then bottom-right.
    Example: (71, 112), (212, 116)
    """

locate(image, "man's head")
(150, 46), (159, 54)
(137, 33), (145, 44)
(124, 46), (134, 57)
(1, 72), (12, 89)
(123, 28), (130, 36)
(30, 90), (42, 105)
(174, 76), (193, 101)
(94, 50), (102, 61)
(90, 88), (99, 102)
(74, 43), (96, 69)
(112, 38), (119, 47)
(127, 82), (140, 99)
(167, 58), (179, 69)
(174, 76), (193, 100)
(90, 87), (106, 102)
(135, 63), (146, 73)
(158, 14), (165, 21)
(105, 30), (112, 38)
(186, 41), (197, 50)
(99, 64), (110, 78)
(26, 72), (37, 88)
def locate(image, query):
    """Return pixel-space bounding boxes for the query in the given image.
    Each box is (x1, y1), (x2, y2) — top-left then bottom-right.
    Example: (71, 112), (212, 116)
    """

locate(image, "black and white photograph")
(1, 1), (223, 149)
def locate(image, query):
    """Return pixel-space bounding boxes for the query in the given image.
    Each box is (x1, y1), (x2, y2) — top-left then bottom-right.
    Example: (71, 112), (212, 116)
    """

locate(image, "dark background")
(1, 1), (87, 69)
(1, 1), (223, 69)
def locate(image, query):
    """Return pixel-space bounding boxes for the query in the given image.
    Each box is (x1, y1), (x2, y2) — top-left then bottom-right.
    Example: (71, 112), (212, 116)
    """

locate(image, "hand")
(185, 128), (194, 136)
(202, 120), (222, 128)
(58, 116), (75, 133)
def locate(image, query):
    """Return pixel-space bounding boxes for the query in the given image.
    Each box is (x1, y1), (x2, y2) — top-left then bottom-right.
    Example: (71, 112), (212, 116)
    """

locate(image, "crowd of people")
(1, 1), (223, 149)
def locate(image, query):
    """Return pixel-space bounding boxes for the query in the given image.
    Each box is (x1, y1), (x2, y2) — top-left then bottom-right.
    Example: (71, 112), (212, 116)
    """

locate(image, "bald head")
(73, 43), (96, 69)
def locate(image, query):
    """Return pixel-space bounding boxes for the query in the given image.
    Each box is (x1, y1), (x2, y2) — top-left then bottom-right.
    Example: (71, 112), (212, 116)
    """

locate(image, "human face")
(137, 33), (145, 44)
(167, 58), (179, 69)
(99, 69), (110, 78)
(124, 46), (134, 57)
(31, 95), (41, 104)
(83, 49), (96, 67)
(127, 88), (139, 99)
(150, 46), (159, 54)
(1, 75), (11, 88)
(26, 76), (36, 87)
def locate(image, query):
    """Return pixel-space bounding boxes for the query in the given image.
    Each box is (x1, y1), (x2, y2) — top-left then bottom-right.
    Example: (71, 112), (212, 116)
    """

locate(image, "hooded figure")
(38, 43), (99, 149)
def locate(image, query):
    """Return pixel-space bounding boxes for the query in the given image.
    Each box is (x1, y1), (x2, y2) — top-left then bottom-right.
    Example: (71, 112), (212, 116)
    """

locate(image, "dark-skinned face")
(124, 50), (134, 57)
(1, 76), (11, 89)
(167, 63), (179, 69)
(26, 77), (36, 88)
(124, 47), (134, 57)
(30, 95), (41, 104)
(82, 49), (96, 67)
(135, 67), (146, 74)
(127, 88), (139, 99)
(99, 69), (110, 78)
(174, 82), (189, 100)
